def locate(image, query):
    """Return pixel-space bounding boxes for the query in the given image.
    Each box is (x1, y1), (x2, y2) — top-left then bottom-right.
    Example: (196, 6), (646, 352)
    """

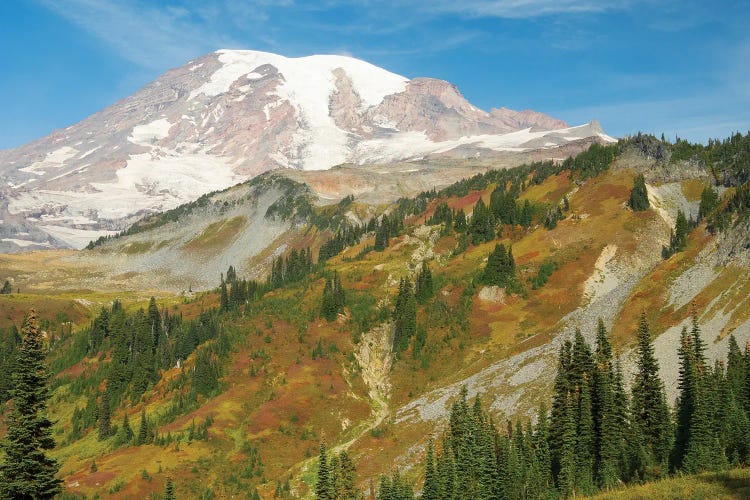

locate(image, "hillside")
(1, 133), (750, 498)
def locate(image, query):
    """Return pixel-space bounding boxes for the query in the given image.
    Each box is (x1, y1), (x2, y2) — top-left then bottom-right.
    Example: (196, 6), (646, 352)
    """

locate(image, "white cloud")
(425, 0), (629, 18)
(36, 0), (240, 69)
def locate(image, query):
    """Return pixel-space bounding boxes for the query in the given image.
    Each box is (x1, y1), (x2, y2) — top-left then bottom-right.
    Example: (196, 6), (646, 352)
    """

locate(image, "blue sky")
(1, 0), (748, 149)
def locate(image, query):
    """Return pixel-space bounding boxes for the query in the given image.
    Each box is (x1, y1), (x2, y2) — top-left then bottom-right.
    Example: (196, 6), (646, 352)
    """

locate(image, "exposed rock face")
(0, 49), (612, 250)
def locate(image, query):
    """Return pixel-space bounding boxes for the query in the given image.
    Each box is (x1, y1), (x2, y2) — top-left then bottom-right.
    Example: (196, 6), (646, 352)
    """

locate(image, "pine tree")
(0, 309), (63, 499)
(630, 313), (671, 475)
(422, 441), (439, 500)
(557, 393), (577, 497)
(593, 319), (621, 489)
(114, 413), (134, 446)
(575, 378), (595, 495)
(165, 476), (176, 500)
(316, 443), (335, 499)
(550, 340), (572, 481)
(671, 326), (695, 471)
(392, 278), (417, 353)
(98, 387), (113, 440)
(414, 261), (434, 303)
(136, 408), (150, 445)
(219, 278), (229, 312)
(628, 174), (650, 211)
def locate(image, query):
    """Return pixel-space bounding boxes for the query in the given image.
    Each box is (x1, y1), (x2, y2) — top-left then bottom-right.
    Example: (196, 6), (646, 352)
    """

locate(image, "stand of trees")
(316, 313), (750, 499)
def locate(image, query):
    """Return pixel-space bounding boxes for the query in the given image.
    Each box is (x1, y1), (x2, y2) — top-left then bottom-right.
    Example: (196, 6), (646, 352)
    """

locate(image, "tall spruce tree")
(316, 443), (335, 499)
(592, 319), (621, 489)
(422, 441), (439, 500)
(392, 278), (417, 353)
(628, 174), (650, 211)
(630, 313), (671, 475)
(0, 309), (63, 499)
(671, 326), (696, 471)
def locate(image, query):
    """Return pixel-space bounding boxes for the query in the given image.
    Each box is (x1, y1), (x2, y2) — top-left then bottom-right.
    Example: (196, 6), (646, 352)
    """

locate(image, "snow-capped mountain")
(0, 49), (614, 251)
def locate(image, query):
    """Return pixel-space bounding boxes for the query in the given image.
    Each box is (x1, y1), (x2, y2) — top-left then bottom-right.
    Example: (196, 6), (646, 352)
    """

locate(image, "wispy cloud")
(423, 0), (631, 19)
(36, 0), (243, 69)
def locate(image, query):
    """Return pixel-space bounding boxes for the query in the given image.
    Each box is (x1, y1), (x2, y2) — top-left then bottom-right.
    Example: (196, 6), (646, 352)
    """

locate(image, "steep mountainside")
(0, 49), (612, 251)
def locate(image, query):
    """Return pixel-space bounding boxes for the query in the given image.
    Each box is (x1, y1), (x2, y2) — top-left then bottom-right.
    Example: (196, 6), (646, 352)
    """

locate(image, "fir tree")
(575, 378), (596, 495)
(422, 441), (440, 500)
(592, 319), (621, 489)
(97, 387), (113, 440)
(136, 408), (150, 446)
(114, 413), (134, 446)
(630, 313), (671, 475)
(557, 393), (577, 497)
(628, 174), (650, 211)
(414, 261), (434, 303)
(316, 443), (335, 499)
(0, 309), (63, 499)
(671, 326), (695, 471)
(165, 476), (176, 500)
(219, 278), (229, 312)
(392, 278), (417, 353)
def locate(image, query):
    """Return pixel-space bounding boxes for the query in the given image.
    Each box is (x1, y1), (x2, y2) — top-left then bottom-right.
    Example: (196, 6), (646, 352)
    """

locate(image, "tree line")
(316, 313), (750, 498)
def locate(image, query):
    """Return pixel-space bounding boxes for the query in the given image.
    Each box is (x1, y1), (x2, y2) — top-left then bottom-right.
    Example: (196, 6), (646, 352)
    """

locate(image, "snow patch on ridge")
(19, 146), (79, 175)
(128, 119), (173, 146)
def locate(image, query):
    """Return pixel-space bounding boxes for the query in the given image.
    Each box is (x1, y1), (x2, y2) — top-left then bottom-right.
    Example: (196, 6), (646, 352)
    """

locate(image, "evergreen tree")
(630, 313), (671, 475)
(114, 413), (134, 447)
(698, 185), (719, 220)
(97, 388), (113, 440)
(219, 278), (229, 312)
(374, 215), (390, 251)
(165, 476), (176, 500)
(480, 243), (519, 292)
(414, 261), (434, 303)
(628, 174), (650, 211)
(557, 393), (577, 497)
(0, 280), (12, 294)
(0, 309), (63, 499)
(592, 319), (621, 489)
(671, 326), (696, 471)
(575, 378), (595, 495)
(136, 408), (150, 446)
(316, 443), (335, 499)
(392, 278), (417, 353)
(422, 441), (439, 500)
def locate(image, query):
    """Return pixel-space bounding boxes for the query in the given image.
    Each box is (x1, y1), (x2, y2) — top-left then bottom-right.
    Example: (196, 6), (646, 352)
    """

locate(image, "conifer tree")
(165, 476), (176, 500)
(414, 261), (434, 303)
(557, 393), (577, 497)
(97, 387), (113, 440)
(137, 408), (150, 446)
(672, 326), (695, 471)
(316, 443), (335, 499)
(115, 413), (134, 446)
(392, 278), (417, 353)
(630, 313), (671, 474)
(575, 379), (595, 494)
(0, 309), (62, 499)
(219, 278), (229, 312)
(592, 319), (620, 489)
(628, 174), (650, 211)
(422, 441), (439, 500)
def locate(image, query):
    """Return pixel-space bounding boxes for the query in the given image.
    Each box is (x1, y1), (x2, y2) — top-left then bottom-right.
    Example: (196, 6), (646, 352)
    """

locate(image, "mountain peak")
(0, 49), (609, 251)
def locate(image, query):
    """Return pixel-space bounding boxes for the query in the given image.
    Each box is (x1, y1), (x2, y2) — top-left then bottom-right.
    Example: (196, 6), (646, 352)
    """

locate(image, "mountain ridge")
(0, 49), (612, 252)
